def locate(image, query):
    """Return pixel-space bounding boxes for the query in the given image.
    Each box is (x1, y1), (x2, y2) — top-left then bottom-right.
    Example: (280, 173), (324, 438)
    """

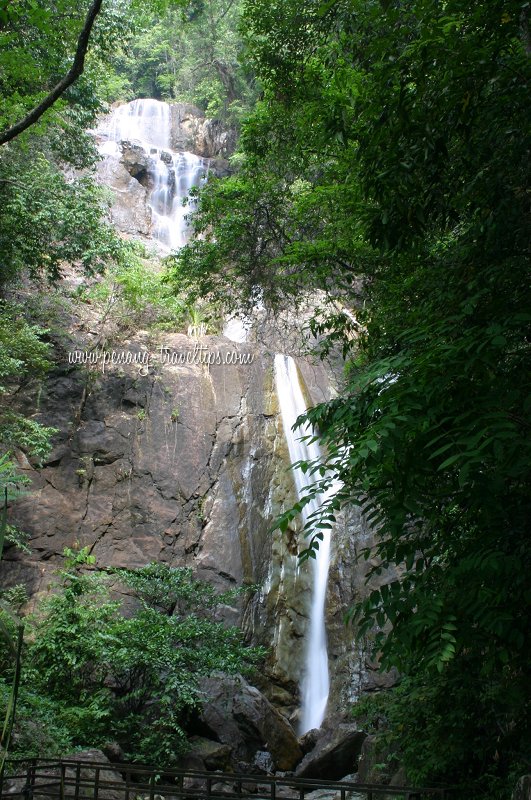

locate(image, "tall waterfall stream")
(274, 355), (333, 733)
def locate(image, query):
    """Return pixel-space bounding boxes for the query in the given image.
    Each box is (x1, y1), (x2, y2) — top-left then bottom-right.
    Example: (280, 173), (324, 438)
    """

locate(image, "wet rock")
(198, 673), (303, 771)
(188, 736), (233, 770)
(96, 155), (151, 236)
(121, 141), (150, 182)
(299, 727), (320, 754)
(295, 724), (366, 780)
(513, 776), (531, 800)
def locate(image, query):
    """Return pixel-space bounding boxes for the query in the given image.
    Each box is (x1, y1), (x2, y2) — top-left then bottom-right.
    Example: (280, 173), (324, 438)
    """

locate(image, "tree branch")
(0, 0), (104, 146)
(214, 0), (237, 27)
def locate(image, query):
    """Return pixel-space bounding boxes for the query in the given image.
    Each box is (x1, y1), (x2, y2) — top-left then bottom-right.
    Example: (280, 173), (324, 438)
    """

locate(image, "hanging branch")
(0, 0), (104, 146)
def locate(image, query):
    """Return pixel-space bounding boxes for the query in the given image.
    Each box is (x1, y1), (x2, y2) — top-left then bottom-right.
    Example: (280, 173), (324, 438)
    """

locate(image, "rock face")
(2, 330), (278, 595)
(1, 294), (384, 734)
(169, 103), (236, 158)
(513, 776), (531, 800)
(96, 155), (152, 236)
(295, 724), (366, 780)
(2, 133), (390, 743)
(197, 674), (303, 771)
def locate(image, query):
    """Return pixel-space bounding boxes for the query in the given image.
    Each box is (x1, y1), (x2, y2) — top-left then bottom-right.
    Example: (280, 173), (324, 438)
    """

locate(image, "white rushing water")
(97, 98), (206, 249)
(223, 315), (253, 343)
(274, 354), (335, 734)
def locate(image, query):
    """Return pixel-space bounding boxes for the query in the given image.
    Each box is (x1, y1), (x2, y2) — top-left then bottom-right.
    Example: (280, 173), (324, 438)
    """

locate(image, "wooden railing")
(0, 759), (450, 800)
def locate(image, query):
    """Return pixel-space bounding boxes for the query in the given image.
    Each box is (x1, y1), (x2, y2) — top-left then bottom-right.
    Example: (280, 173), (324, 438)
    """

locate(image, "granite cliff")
(0, 100), (391, 765)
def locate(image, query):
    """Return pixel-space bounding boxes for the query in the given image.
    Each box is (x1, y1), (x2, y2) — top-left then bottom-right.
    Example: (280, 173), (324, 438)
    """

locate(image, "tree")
(0, 0), (104, 145)
(0, 0), (134, 488)
(4, 550), (264, 765)
(171, 0), (531, 793)
(106, 0), (256, 123)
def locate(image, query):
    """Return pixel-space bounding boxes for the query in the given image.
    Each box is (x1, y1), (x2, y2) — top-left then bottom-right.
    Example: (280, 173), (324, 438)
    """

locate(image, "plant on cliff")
(0, 0), (163, 498)
(0, 0), (122, 495)
(0, 489), (25, 774)
(87, 246), (188, 333)
(1, 548), (264, 766)
(0, 304), (58, 480)
(0, 0), (135, 279)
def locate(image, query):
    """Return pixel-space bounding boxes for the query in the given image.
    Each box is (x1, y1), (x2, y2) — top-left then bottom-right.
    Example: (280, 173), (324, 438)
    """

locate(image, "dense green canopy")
(0, 0), (529, 794)
(169, 0), (531, 793)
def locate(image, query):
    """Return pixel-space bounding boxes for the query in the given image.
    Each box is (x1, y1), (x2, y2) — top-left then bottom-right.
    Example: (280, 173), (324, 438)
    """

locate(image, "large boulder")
(295, 724), (366, 780)
(63, 750), (126, 800)
(96, 155), (151, 236)
(198, 673), (303, 771)
(300, 727), (321, 755)
(120, 141), (151, 183)
(356, 735), (399, 784)
(188, 736), (233, 770)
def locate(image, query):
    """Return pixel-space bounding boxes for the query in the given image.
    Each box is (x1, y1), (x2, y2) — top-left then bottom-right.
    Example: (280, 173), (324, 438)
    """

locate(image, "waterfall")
(97, 99), (206, 249)
(223, 315), (252, 343)
(104, 98), (172, 149)
(274, 354), (333, 734)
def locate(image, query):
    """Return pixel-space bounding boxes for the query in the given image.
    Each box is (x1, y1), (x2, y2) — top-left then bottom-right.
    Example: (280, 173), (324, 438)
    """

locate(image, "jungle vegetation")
(0, 0), (529, 795)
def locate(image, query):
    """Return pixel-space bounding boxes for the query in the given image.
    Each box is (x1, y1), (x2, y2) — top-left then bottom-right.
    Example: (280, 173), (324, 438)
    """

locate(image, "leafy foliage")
(86, 245), (188, 333)
(172, 0), (531, 794)
(4, 549), (264, 765)
(0, 156), (122, 285)
(0, 304), (58, 468)
(0, 0), (136, 142)
(0, 489), (25, 772)
(352, 665), (529, 798)
(105, 0), (256, 124)
(0, 0), (140, 495)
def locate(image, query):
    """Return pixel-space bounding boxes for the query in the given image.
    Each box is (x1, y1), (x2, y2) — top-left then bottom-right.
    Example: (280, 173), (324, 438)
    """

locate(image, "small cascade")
(97, 99), (206, 249)
(104, 98), (171, 149)
(274, 354), (334, 734)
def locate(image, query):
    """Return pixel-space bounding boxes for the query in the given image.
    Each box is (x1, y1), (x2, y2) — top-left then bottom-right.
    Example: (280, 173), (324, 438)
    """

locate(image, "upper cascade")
(102, 98), (172, 150)
(97, 99), (206, 250)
